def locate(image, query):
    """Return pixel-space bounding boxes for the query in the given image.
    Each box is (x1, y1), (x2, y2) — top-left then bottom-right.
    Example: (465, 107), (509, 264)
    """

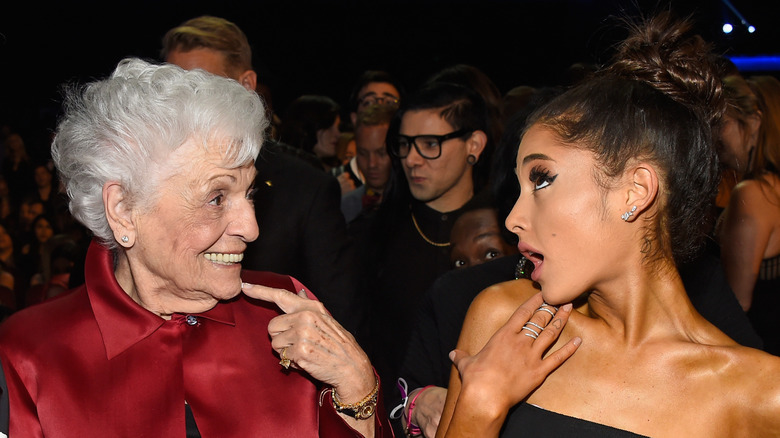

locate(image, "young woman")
(437, 14), (780, 438)
(717, 74), (780, 355)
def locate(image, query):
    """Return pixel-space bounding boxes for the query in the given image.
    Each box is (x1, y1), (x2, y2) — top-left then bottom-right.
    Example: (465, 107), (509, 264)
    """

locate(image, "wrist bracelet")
(406, 385), (433, 436)
(390, 377), (410, 420)
(332, 377), (379, 420)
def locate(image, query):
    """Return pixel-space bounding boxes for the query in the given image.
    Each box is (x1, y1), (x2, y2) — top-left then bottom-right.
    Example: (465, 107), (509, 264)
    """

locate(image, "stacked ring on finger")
(521, 324), (540, 339)
(526, 321), (545, 331)
(536, 303), (558, 318)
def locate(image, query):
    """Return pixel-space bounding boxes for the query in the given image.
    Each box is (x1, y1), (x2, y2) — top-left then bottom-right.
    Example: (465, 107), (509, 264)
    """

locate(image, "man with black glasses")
(356, 82), (492, 428)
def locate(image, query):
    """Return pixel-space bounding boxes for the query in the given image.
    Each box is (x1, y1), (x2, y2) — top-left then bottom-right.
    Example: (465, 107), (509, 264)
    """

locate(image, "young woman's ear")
(621, 163), (659, 222)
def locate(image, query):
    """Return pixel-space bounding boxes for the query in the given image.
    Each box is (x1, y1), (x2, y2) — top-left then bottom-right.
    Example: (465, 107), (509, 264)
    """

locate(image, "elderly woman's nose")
(231, 200), (260, 242)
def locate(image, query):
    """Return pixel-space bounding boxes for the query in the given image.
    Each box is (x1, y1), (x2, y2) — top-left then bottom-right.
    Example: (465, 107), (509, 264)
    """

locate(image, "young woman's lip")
(516, 242), (540, 257)
(517, 243), (543, 281)
(530, 262), (542, 282)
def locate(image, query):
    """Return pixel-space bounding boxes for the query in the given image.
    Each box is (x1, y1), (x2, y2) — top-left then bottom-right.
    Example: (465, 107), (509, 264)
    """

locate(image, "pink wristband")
(406, 385), (433, 436)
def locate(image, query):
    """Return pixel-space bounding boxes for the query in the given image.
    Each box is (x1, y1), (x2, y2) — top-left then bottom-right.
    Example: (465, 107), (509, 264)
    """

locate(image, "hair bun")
(606, 12), (725, 126)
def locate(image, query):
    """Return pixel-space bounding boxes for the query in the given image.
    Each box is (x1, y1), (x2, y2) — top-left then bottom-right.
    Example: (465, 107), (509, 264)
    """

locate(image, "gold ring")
(279, 346), (291, 369)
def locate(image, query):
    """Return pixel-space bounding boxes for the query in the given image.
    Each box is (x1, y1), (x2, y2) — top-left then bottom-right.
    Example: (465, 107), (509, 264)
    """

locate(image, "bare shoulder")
(707, 345), (780, 433)
(457, 279), (540, 355)
(730, 177), (780, 211)
(733, 347), (780, 403)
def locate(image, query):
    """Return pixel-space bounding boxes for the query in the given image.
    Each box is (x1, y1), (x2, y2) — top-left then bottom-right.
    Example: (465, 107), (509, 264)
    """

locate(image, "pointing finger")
(242, 282), (329, 318)
(241, 282), (306, 314)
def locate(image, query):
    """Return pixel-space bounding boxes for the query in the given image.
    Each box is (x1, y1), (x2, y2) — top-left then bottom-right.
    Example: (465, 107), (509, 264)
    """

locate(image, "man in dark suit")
(161, 16), (364, 340)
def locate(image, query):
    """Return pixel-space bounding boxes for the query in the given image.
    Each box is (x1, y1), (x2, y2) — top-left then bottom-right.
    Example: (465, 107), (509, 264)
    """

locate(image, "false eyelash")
(529, 166), (557, 190)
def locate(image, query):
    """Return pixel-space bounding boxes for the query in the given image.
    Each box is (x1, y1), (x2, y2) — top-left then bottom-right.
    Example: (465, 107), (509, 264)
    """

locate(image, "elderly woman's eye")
(209, 194), (224, 206)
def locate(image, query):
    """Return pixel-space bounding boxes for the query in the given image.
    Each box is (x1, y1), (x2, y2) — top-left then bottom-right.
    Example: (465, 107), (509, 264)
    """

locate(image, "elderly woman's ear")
(103, 181), (136, 248)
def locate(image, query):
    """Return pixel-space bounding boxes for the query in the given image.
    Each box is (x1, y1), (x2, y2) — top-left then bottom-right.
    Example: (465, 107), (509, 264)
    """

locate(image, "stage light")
(722, 0), (756, 35)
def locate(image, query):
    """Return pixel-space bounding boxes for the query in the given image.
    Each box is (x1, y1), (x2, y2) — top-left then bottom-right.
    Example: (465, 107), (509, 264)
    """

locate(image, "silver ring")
(521, 326), (540, 337)
(525, 321), (545, 331)
(536, 307), (556, 318)
(523, 332), (538, 340)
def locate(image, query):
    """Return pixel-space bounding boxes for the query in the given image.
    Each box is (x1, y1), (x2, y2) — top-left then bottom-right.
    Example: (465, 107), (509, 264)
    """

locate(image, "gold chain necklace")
(411, 211), (450, 247)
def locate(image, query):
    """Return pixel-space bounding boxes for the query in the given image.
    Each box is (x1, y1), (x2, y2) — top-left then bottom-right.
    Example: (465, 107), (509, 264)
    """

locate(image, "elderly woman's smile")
(112, 138), (259, 318)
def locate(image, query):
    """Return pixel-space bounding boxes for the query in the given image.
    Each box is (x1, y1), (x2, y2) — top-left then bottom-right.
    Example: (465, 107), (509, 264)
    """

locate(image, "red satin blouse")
(0, 241), (391, 437)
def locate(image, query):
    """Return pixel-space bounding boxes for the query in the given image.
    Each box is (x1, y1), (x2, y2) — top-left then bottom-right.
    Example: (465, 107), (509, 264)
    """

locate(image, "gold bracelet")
(332, 377), (379, 420)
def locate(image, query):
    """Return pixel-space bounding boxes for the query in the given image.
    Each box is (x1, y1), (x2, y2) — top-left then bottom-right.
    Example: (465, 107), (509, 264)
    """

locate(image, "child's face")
(449, 208), (517, 269)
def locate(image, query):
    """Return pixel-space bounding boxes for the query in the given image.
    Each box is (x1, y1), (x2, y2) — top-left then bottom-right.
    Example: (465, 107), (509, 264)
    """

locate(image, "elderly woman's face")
(128, 138), (258, 312)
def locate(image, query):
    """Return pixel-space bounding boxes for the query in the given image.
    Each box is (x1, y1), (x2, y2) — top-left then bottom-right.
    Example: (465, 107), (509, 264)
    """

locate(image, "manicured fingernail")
(562, 303), (572, 311)
(241, 282), (251, 289)
(573, 336), (582, 346)
(448, 351), (456, 361)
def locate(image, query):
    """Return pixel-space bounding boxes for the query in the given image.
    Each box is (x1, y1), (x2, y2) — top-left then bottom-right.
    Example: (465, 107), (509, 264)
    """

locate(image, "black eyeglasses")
(389, 129), (474, 159)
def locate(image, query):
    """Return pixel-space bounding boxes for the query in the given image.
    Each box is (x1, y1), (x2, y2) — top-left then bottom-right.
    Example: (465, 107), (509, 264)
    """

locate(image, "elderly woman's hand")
(241, 283), (375, 404)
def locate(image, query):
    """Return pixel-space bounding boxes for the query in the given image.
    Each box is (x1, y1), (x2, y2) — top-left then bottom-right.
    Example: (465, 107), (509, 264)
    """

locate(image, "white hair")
(51, 57), (268, 250)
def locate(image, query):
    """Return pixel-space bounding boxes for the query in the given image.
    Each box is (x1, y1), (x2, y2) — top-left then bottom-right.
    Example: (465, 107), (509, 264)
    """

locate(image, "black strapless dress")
(748, 253), (780, 355)
(500, 403), (650, 437)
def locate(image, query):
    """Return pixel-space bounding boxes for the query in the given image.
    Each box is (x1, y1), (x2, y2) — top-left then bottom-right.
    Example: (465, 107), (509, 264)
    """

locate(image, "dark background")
(1, 0), (777, 158)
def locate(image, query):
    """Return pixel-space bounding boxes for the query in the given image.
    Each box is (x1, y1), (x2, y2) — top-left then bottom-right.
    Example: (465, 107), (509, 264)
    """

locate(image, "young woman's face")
(717, 113), (752, 172)
(505, 125), (626, 304)
(313, 116), (341, 159)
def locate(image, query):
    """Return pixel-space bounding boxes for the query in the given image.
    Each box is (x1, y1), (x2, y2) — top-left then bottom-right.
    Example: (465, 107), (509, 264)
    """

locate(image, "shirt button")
(186, 315), (199, 326)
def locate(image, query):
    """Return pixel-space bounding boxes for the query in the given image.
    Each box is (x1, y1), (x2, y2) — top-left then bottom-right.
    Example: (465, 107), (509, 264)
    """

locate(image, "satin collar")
(84, 240), (236, 359)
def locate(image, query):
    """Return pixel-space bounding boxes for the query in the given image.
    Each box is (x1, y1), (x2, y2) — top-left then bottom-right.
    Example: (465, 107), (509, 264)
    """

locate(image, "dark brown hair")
(749, 75), (780, 179)
(527, 12), (725, 266)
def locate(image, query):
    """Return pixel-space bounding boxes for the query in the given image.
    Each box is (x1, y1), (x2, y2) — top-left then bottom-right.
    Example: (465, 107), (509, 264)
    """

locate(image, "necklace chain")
(410, 211), (450, 247)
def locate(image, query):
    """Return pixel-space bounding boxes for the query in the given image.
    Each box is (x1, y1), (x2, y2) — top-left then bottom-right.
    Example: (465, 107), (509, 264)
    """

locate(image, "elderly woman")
(0, 58), (391, 437)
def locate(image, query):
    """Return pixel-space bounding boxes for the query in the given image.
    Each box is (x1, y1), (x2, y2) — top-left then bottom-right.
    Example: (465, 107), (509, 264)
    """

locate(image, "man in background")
(341, 104), (395, 223)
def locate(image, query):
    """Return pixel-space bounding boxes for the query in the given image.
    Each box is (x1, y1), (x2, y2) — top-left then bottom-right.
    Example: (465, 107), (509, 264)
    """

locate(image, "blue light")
(728, 55), (780, 72)
(723, 23), (734, 33)
(748, 25), (756, 33)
